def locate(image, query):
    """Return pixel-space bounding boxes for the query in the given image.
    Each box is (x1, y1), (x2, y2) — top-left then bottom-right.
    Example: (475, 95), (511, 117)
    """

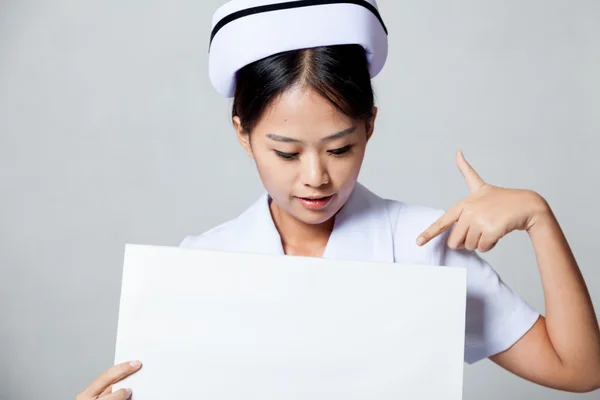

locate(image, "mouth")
(295, 194), (335, 211)
(301, 195), (333, 200)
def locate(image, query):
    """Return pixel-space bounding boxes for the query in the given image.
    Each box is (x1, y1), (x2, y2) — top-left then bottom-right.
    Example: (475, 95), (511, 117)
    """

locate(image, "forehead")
(255, 86), (355, 138)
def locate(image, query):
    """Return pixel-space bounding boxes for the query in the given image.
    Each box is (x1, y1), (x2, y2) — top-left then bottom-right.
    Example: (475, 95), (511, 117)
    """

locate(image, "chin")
(290, 201), (343, 226)
(294, 210), (335, 225)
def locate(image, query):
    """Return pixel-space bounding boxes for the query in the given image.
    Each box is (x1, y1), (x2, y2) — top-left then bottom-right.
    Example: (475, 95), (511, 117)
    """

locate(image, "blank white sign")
(113, 244), (467, 399)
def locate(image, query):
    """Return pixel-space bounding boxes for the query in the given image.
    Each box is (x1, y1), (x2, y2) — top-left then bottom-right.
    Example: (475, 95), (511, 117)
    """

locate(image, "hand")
(416, 151), (548, 252)
(75, 360), (142, 400)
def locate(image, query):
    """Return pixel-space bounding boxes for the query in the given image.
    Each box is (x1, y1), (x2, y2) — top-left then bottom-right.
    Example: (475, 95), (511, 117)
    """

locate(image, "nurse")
(76, 1), (600, 399)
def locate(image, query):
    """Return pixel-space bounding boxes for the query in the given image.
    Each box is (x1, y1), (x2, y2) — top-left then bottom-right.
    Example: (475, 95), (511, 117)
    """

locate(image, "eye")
(274, 150), (299, 160)
(328, 145), (353, 156)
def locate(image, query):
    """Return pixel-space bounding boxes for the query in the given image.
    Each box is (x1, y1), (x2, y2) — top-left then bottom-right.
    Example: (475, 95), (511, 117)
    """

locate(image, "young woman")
(76, 1), (600, 399)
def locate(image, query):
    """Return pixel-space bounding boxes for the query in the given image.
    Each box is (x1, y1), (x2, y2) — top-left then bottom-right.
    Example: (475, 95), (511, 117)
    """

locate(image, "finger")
(417, 205), (463, 246)
(477, 234), (498, 253)
(464, 227), (482, 251)
(100, 388), (132, 400)
(78, 361), (142, 399)
(456, 150), (485, 193)
(446, 218), (469, 250)
(99, 385), (113, 397)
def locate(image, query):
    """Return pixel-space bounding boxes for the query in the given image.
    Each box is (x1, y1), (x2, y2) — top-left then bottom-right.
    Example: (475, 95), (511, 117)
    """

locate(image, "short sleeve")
(390, 202), (540, 364)
(438, 245), (540, 364)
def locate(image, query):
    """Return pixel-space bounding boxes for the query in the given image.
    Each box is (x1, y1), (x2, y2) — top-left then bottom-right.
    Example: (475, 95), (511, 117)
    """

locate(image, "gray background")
(1, 0), (598, 399)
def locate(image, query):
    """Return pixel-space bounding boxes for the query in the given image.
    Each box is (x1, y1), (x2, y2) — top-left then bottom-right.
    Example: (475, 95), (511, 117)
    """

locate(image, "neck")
(269, 200), (334, 257)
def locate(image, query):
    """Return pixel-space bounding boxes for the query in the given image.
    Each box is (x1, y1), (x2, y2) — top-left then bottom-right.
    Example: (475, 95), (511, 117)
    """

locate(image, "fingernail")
(417, 237), (425, 246)
(129, 360), (141, 368)
(124, 388), (132, 398)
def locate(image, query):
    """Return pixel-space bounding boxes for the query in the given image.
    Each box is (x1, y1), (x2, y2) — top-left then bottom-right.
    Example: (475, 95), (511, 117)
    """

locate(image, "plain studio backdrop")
(0, 0), (598, 399)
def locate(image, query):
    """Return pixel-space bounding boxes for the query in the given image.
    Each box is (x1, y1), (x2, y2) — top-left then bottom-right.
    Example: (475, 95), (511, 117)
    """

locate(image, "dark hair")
(232, 44), (375, 133)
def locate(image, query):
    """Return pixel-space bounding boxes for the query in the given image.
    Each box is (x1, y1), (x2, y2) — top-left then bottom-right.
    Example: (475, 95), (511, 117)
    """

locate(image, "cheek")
(253, 151), (296, 190)
(329, 149), (365, 182)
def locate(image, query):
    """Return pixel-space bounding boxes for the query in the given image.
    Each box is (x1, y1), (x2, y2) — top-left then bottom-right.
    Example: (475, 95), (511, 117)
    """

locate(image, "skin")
(76, 85), (600, 399)
(234, 85), (374, 257)
(418, 152), (600, 392)
(75, 361), (141, 400)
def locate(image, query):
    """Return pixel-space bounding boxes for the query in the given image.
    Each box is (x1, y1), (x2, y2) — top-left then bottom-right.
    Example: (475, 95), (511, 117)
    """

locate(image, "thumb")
(456, 150), (485, 193)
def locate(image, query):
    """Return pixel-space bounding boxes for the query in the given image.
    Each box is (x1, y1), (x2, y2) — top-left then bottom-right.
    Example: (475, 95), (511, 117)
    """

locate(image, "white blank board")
(113, 244), (467, 399)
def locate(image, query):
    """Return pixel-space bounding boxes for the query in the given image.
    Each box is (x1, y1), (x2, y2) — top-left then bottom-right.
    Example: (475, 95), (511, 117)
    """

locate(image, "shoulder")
(178, 192), (271, 252)
(381, 195), (539, 364)
(384, 198), (445, 235)
(179, 217), (240, 251)
(352, 184), (445, 242)
(178, 197), (261, 251)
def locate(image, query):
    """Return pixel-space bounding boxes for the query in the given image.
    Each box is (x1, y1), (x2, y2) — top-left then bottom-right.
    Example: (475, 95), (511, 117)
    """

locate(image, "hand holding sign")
(417, 151), (549, 252)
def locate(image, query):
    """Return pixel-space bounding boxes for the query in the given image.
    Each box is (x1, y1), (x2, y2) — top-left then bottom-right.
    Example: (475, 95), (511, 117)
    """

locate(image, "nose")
(300, 154), (329, 187)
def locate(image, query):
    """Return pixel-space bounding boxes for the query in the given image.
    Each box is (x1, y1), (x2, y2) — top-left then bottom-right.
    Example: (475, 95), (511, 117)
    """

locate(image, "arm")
(418, 151), (600, 392)
(490, 198), (600, 393)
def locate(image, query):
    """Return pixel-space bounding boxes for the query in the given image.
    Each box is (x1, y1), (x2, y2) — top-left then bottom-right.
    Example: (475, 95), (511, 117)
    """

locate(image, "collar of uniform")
(238, 183), (395, 263)
(322, 183), (395, 263)
(235, 191), (286, 256)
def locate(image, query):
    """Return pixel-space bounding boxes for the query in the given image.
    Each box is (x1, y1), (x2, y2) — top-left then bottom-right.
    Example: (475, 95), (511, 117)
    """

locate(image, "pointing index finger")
(417, 204), (462, 246)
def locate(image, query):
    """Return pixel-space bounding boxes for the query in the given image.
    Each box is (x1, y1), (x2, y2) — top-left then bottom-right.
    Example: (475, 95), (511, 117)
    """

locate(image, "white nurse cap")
(208, 0), (389, 98)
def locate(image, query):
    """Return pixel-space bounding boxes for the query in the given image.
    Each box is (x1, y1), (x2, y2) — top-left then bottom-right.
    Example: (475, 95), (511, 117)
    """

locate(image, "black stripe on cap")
(209, 0), (388, 49)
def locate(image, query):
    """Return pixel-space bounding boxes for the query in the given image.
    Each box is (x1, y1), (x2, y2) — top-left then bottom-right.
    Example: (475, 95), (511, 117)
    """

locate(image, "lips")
(295, 194), (335, 211)
(300, 195), (332, 200)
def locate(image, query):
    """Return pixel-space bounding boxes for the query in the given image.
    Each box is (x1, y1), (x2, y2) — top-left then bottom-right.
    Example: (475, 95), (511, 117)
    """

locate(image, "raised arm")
(417, 151), (600, 393)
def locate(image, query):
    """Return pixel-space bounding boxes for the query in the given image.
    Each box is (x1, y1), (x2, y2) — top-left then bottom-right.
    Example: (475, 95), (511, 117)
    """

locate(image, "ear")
(233, 116), (254, 158)
(366, 106), (378, 142)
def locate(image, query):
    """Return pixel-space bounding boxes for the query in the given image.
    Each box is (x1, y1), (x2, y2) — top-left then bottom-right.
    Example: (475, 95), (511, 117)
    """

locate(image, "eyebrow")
(266, 126), (357, 143)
